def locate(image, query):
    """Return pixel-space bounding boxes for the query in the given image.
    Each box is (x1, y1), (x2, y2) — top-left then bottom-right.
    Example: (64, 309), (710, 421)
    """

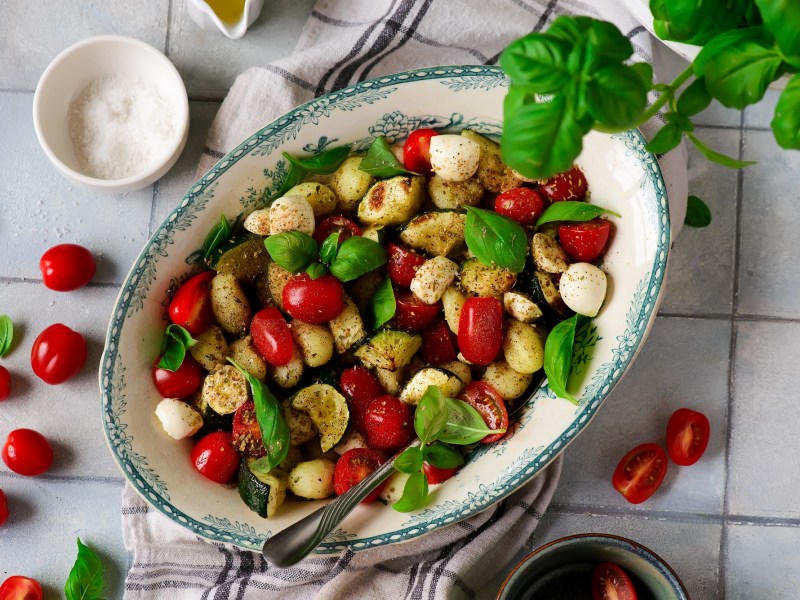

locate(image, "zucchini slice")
(290, 384), (349, 452)
(237, 459), (288, 518)
(398, 210), (466, 257)
(354, 329), (423, 370)
(459, 258), (516, 297)
(531, 233), (570, 274)
(215, 237), (270, 283)
(399, 367), (464, 405)
(531, 270), (572, 318)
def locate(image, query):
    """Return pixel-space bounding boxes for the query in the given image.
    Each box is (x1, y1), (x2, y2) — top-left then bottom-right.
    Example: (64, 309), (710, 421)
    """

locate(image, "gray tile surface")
(725, 523), (800, 599)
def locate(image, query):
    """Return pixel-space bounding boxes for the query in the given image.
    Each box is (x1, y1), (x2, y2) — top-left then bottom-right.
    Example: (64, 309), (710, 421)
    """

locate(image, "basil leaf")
(665, 111), (693, 134)
(285, 145), (351, 175)
(393, 447), (423, 474)
(359, 136), (417, 178)
(319, 232), (340, 265)
(586, 64), (648, 129)
(228, 358), (290, 471)
(157, 324), (197, 372)
(0, 315), (13, 357)
(677, 77), (712, 117)
(329, 236), (388, 282)
(544, 314), (585, 404)
(630, 62), (654, 89)
(274, 156), (307, 199)
(687, 133), (757, 168)
(536, 201), (620, 227)
(202, 214), (232, 260)
(464, 207), (528, 273)
(438, 397), (503, 445)
(368, 276), (396, 330)
(585, 19), (634, 62)
(306, 262), (328, 280)
(500, 33), (571, 94)
(650, 0), (747, 45)
(414, 385), (448, 444)
(645, 123), (683, 155)
(684, 195), (712, 228)
(772, 74), (800, 150)
(392, 471), (429, 513)
(423, 441), (464, 469)
(65, 538), (104, 600)
(264, 231), (319, 273)
(755, 0), (800, 68)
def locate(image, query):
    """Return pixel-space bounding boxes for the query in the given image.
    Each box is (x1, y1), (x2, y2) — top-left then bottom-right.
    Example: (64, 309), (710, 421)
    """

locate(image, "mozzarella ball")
(429, 135), (480, 182)
(155, 398), (203, 440)
(243, 208), (271, 235)
(268, 195), (315, 235)
(559, 263), (608, 317)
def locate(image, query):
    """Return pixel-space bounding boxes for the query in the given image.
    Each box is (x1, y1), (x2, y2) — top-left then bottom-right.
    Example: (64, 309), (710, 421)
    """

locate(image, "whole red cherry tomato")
(39, 243), (96, 291)
(612, 443), (668, 504)
(558, 219), (613, 263)
(30, 323), (87, 385)
(423, 463), (458, 485)
(2, 429), (53, 477)
(191, 431), (240, 484)
(333, 448), (386, 502)
(0, 576), (43, 600)
(591, 562), (637, 600)
(403, 128), (439, 176)
(250, 308), (294, 366)
(494, 187), (548, 225)
(0, 366), (10, 401)
(387, 243), (427, 288)
(540, 165), (588, 202)
(457, 297), (503, 365)
(168, 271), (215, 335)
(282, 273), (344, 324)
(152, 355), (204, 398)
(421, 319), (457, 365)
(392, 291), (441, 331)
(459, 382), (509, 444)
(364, 395), (414, 451)
(313, 215), (363, 246)
(340, 367), (384, 434)
(666, 408), (710, 466)
(0, 489), (8, 526)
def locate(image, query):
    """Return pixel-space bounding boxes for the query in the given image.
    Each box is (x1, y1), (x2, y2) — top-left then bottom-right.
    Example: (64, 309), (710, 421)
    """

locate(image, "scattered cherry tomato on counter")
(0, 489), (8, 526)
(457, 297), (503, 365)
(232, 401), (265, 457)
(30, 323), (87, 385)
(168, 271), (215, 336)
(666, 408), (710, 466)
(558, 219), (613, 263)
(152, 355), (204, 398)
(421, 319), (457, 365)
(592, 562), (638, 600)
(250, 307), (294, 366)
(540, 165), (588, 202)
(423, 463), (458, 485)
(363, 395), (414, 451)
(459, 382), (509, 444)
(403, 128), (439, 176)
(387, 243), (427, 288)
(494, 187), (548, 225)
(333, 448), (386, 502)
(313, 215), (363, 246)
(612, 443), (668, 504)
(0, 576), (43, 600)
(2, 429), (53, 476)
(340, 367), (383, 435)
(0, 366), (10, 401)
(393, 291), (441, 331)
(191, 431), (240, 484)
(39, 243), (96, 292)
(282, 273), (344, 324)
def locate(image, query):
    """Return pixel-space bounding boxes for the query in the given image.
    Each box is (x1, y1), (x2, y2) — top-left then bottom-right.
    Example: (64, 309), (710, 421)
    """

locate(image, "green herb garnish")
(464, 206), (528, 273)
(329, 236), (388, 282)
(359, 136), (417, 178)
(65, 538), (104, 600)
(684, 195), (712, 228)
(543, 314), (588, 405)
(367, 276), (396, 330)
(202, 214), (232, 261)
(275, 146), (351, 198)
(0, 315), (13, 357)
(264, 231), (319, 273)
(157, 324), (197, 372)
(535, 202), (620, 227)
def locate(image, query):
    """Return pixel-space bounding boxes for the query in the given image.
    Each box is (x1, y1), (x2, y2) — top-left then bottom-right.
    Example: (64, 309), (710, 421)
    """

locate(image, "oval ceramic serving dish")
(100, 65), (669, 553)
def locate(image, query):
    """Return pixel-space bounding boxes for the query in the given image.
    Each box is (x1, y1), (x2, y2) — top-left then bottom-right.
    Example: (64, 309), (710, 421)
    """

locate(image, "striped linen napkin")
(122, 0), (689, 597)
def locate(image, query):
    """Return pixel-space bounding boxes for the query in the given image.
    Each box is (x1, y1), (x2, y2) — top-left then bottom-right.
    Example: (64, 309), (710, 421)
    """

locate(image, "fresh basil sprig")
(329, 236), (388, 282)
(0, 315), (13, 357)
(306, 262), (329, 280)
(65, 538), (104, 600)
(275, 146), (351, 198)
(535, 201), (621, 227)
(424, 441), (465, 469)
(438, 397), (500, 445)
(368, 276), (396, 330)
(157, 324), (197, 371)
(264, 231), (319, 273)
(203, 214), (232, 261)
(359, 136), (418, 178)
(319, 232), (340, 265)
(393, 472), (429, 513)
(464, 207), (528, 273)
(684, 195), (712, 228)
(544, 314), (588, 405)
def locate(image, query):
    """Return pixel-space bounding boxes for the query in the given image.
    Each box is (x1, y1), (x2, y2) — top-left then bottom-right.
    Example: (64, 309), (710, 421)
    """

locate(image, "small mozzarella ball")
(155, 398), (203, 440)
(243, 208), (271, 235)
(268, 195), (315, 236)
(429, 135), (480, 182)
(559, 263), (608, 317)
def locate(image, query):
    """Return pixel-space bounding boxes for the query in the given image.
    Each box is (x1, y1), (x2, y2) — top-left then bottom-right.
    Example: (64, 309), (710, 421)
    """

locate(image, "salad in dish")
(150, 127), (618, 518)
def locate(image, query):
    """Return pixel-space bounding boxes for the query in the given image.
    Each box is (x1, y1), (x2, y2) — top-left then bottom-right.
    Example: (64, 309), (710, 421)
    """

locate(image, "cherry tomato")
(540, 165), (588, 202)
(0, 576), (43, 600)
(282, 273), (344, 324)
(494, 187), (548, 225)
(0, 366), (10, 401)
(392, 291), (441, 331)
(459, 382), (509, 444)
(191, 431), (240, 484)
(39, 243), (96, 291)
(403, 128), (439, 176)
(457, 297), (503, 365)
(1, 429), (53, 477)
(364, 395), (414, 451)
(30, 323), (87, 385)
(250, 308), (294, 366)
(558, 219), (613, 263)
(152, 355), (204, 398)
(0, 489), (8, 526)
(168, 271), (215, 335)
(313, 215), (363, 246)
(666, 408), (710, 466)
(592, 562), (638, 600)
(340, 367), (384, 435)
(387, 243), (427, 288)
(232, 401), (265, 457)
(612, 443), (668, 504)
(421, 319), (457, 366)
(423, 463), (458, 485)
(333, 447), (386, 502)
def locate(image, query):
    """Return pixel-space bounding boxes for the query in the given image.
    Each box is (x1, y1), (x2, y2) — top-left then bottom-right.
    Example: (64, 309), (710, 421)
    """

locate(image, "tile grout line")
(0, 275), (121, 288)
(694, 123), (771, 133)
(0, 470), (125, 486)
(165, 0), (174, 56)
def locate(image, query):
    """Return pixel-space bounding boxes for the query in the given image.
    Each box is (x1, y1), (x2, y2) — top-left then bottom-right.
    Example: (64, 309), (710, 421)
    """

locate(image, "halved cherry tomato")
(666, 408), (710, 466)
(333, 447), (386, 502)
(421, 319), (457, 365)
(0, 489), (8, 526)
(393, 291), (441, 331)
(0, 576), (43, 600)
(282, 273), (344, 324)
(0, 366), (9, 401)
(459, 381), (509, 444)
(387, 243), (427, 288)
(152, 355), (204, 398)
(423, 463), (458, 485)
(494, 187), (548, 225)
(168, 271), (215, 335)
(457, 297), (503, 365)
(250, 307), (294, 366)
(592, 562), (638, 600)
(191, 431), (240, 484)
(540, 165), (588, 202)
(340, 367), (384, 435)
(2, 429), (53, 477)
(558, 219), (613, 263)
(313, 215), (363, 246)
(612, 443), (668, 504)
(30, 323), (87, 385)
(403, 128), (439, 176)
(39, 243), (96, 291)
(232, 401), (265, 457)
(363, 395), (414, 451)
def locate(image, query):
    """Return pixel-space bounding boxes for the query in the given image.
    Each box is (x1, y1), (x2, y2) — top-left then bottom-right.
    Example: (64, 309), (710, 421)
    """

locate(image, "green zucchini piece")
(237, 459), (288, 518)
(215, 237), (270, 282)
(531, 270), (572, 318)
(398, 210), (466, 257)
(459, 257), (516, 297)
(354, 329), (422, 370)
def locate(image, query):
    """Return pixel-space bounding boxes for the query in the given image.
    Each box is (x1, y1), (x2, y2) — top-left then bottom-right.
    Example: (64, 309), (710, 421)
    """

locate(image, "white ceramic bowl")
(33, 35), (189, 194)
(100, 66), (670, 552)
